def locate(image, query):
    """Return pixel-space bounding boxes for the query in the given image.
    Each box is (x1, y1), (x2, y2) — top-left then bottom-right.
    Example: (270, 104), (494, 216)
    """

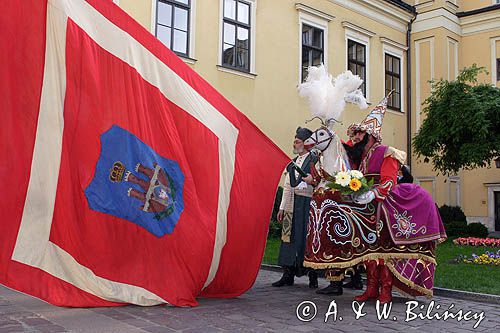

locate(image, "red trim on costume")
(373, 156), (398, 201)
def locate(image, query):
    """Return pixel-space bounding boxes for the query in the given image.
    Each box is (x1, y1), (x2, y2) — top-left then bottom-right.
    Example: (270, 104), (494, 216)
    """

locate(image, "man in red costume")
(304, 97), (446, 303)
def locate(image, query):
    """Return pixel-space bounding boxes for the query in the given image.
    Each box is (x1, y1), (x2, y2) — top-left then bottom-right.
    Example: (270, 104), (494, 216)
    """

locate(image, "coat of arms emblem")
(85, 125), (184, 237)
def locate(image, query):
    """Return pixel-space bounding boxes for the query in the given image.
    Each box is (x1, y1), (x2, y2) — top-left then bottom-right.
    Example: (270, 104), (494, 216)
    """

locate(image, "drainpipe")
(406, 15), (416, 170)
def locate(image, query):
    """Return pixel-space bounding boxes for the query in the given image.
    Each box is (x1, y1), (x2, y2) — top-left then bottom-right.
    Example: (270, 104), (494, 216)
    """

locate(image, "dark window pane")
(302, 25), (311, 46)
(497, 59), (500, 80)
(174, 7), (188, 31)
(312, 49), (322, 66)
(302, 66), (308, 82)
(348, 44), (355, 60)
(223, 22), (236, 45)
(312, 28), (323, 48)
(236, 47), (249, 69)
(348, 62), (356, 73)
(237, 2), (250, 24)
(224, 0), (236, 20)
(393, 57), (400, 74)
(223, 43), (235, 66)
(394, 77), (401, 93)
(386, 55), (392, 72)
(385, 74), (392, 90)
(237, 27), (249, 49)
(357, 44), (365, 62)
(157, 2), (172, 27)
(173, 29), (187, 54)
(302, 47), (310, 67)
(157, 25), (171, 48)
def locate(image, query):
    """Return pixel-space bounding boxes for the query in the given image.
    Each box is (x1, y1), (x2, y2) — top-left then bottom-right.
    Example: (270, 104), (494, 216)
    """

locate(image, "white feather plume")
(344, 89), (368, 109)
(298, 65), (368, 124)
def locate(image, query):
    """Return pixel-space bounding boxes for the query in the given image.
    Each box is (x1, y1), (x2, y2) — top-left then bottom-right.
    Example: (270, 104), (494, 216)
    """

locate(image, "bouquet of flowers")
(326, 170), (374, 196)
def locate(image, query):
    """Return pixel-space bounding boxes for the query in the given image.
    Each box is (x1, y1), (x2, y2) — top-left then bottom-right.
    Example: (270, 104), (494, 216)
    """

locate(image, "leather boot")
(308, 270), (318, 289)
(354, 260), (379, 302)
(378, 265), (393, 304)
(272, 266), (294, 287)
(343, 269), (363, 290)
(316, 281), (343, 295)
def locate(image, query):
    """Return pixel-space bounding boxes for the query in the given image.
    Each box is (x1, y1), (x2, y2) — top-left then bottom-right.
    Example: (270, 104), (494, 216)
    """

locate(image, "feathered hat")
(298, 65), (368, 127)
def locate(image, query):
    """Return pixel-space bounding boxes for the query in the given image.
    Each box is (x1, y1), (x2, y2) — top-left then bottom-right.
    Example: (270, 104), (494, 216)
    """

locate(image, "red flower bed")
(453, 237), (500, 247)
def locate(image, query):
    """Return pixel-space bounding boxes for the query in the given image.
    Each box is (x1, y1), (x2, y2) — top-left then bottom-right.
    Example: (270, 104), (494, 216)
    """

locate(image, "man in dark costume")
(272, 127), (319, 288)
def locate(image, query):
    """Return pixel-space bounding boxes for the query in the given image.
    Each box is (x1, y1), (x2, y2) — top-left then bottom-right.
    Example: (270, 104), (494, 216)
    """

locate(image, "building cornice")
(341, 21), (376, 38)
(380, 37), (408, 51)
(295, 3), (335, 22)
(329, 0), (415, 33)
(412, 8), (462, 35)
(461, 9), (500, 36)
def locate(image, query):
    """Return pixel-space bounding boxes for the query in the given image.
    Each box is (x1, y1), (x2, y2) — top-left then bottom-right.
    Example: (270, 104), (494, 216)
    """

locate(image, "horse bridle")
(306, 117), (341, 152)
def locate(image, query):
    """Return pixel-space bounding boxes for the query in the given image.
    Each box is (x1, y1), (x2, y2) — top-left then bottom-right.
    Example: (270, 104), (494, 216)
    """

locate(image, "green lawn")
(263, 237), (500, 295)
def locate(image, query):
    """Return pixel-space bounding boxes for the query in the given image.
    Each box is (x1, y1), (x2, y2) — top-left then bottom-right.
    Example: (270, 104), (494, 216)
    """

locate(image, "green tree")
(413, 64), (500, 175)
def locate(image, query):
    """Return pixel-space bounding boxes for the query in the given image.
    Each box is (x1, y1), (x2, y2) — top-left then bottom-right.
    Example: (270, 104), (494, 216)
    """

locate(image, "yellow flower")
(349, 178), (362, 192)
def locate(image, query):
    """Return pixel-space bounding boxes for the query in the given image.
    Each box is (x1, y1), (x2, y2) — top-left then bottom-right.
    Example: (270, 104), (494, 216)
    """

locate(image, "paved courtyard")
(0, 269), (499, 332)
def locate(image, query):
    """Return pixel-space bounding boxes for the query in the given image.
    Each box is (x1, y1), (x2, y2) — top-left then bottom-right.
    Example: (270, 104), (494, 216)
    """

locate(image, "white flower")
(349, 170), (364, 179)
(335, 171), (351, 187)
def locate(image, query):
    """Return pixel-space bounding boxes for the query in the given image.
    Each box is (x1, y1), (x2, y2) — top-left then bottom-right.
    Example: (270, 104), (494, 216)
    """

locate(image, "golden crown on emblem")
(109, 161), (125, 182)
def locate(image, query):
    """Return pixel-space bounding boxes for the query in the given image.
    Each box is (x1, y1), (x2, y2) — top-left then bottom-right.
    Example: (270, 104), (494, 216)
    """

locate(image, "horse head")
(303, 117), (340, 152)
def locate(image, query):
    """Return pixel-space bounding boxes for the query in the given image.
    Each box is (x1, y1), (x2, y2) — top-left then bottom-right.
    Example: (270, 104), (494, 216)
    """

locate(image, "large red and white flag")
(0, 0), (288, 307)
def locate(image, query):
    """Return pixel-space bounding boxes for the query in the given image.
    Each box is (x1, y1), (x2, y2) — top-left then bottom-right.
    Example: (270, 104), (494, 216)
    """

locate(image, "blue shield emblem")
(85, 125), (185, 237)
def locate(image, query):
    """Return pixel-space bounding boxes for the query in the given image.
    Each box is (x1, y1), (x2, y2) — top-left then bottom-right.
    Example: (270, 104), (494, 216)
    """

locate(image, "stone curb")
(261, 263), (500, 305)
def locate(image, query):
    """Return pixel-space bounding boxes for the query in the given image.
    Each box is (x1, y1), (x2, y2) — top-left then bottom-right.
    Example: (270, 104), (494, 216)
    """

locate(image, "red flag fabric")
(0, 0), (288, 307)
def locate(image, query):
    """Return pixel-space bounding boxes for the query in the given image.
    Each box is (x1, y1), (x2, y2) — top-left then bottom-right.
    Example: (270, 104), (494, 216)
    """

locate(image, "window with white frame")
(347, 40), (366, 96)
(497, 58), (500, 81)
(385, 53), (402, 111)
(448, 177), (461, 207)
(417, 178), (435, 200)
(301, 24), (324, 82)
(222, 0), (251, 72)
(155, 0), (191, 57)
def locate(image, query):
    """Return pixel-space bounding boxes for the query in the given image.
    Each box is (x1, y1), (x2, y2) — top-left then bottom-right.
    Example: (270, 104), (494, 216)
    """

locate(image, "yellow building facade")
(114, 0), (500, 232)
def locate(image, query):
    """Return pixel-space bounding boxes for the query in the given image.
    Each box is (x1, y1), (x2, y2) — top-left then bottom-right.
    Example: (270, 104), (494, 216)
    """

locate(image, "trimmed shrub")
(438, 205), (466, 224)
(465, 223), (489, 238)
(444, 220), (468, 237)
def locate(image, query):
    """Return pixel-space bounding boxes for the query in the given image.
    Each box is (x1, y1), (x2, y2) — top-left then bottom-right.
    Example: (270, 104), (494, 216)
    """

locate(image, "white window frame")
(416, 177), (436, 200)
(297, 5), (333, 84)
(343, 23), (374, 102)
(485, 183), (500, 232)
(493, 0), (500, 5)
(448, 176), (461, 207)
(151, 0), (197, 63)
(490, 36), (500, 84)
(217, 0), (257, 77)
(446, 37), (459, 81)
(382, 38), (406, 114)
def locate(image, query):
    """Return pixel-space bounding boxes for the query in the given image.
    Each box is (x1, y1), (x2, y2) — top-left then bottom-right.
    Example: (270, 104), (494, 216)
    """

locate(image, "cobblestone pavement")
(1, 269), (499, 332)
